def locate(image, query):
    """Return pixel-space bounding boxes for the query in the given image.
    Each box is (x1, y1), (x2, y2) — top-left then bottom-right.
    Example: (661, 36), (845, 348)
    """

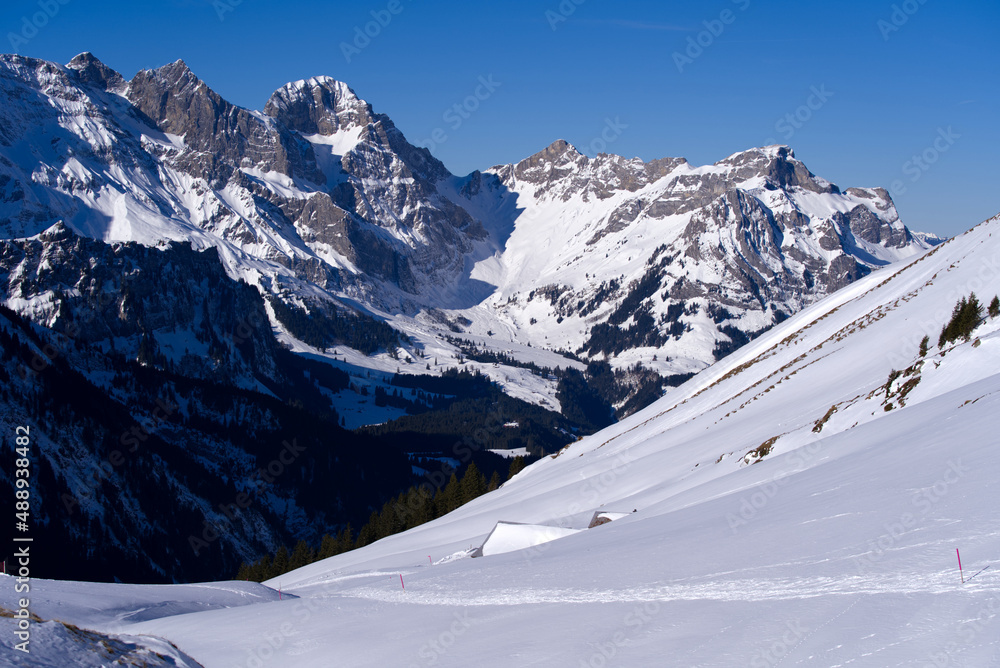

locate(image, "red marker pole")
(400, 573), (405, 591)
(428, 556), (432, 566)
(957, 549), (965, 584)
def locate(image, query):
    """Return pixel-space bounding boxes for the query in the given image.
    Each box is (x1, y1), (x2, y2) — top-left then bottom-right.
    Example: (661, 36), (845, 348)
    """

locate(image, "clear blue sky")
(3, 0), (997, 237)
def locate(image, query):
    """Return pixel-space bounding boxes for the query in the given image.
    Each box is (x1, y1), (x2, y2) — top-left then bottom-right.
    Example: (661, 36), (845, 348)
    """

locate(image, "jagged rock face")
(718, 144), (836, 193)
(0, 223), (281, 385)
(66, 51), (125, 92)
(264, 76), (374, 136)
(0, 53), (489, 311)
(125, 59), (322, 186)
(497, 140), (683, 203)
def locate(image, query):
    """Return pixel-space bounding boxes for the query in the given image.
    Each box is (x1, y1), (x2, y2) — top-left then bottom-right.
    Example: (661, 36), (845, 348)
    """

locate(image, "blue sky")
(2, 0), (997, 237)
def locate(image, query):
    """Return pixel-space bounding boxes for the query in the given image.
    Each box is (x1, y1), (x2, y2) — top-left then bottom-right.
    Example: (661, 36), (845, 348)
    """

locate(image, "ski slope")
(3, 214), (1000, 666)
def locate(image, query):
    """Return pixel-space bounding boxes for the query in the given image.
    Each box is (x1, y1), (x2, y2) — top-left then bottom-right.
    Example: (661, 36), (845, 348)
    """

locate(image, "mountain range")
(0, 53), (935, 385)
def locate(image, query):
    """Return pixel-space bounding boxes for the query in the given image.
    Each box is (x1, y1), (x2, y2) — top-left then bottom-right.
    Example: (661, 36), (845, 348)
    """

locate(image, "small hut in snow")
(471, 521), (582, 558)
(587, 511), (632, 528)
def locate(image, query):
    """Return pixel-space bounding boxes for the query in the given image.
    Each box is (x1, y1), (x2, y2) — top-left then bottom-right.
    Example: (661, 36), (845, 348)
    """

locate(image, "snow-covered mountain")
(447, 140), (927, 372)
(3, 209), (997, 666)
(0, 53), (934, 419)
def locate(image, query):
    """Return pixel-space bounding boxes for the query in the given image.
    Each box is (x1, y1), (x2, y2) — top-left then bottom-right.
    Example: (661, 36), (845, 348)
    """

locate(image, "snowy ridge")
(4, 214), (998, 666)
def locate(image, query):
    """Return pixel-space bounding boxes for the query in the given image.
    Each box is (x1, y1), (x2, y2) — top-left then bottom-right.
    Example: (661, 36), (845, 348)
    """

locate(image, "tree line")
(236, 457), (528, 582)
(938, 293), (998, 348)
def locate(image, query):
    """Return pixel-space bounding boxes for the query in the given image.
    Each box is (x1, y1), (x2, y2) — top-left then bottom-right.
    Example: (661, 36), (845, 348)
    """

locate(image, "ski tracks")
(330, 569), (1000, 608)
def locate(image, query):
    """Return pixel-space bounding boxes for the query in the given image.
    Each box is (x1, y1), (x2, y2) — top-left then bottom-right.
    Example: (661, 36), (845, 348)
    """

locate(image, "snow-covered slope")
(5, 214), (997, 666)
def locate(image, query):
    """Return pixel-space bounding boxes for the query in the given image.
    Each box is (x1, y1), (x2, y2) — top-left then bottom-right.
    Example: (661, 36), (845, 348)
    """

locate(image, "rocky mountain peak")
(125, 58), (224, 133)
(717, 145), (836, 194)
(37, 220), (75, 243)
(123, 58), (290, 185)
(539, 139), (584, 163)
(145, 58), (199, 92)
(264, 76), (373, 135)
(512, 139), (587, 184)
(66, 52), (125, 92)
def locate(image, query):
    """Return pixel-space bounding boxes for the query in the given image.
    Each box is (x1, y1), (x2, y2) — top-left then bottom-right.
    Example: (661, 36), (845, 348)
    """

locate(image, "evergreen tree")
(401, 485), (432, 529)
(289, 539), (314, 571)
(990, 295), (1000, 319)
(271, 546), (290, 579)
(918, 335), (929, 358)
(317, 533), (337, 560)
(965, 293), (983, 335)
(250, 555), (271, 582)
(508, 456), (526, 480)
(939, 293), (983, 347)
(336, 524), (355, 554)
(435, 473), (461, 514)
(459, 462), (487, 506)
(487, 471), (501, 492)
(376, 495), (405, 539)
(355, 511), (380, 547)
(555, 368), (614, 432)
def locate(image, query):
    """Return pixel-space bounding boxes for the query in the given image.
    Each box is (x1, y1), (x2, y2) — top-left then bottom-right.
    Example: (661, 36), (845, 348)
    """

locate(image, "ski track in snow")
(318, 569), (1000, 608)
